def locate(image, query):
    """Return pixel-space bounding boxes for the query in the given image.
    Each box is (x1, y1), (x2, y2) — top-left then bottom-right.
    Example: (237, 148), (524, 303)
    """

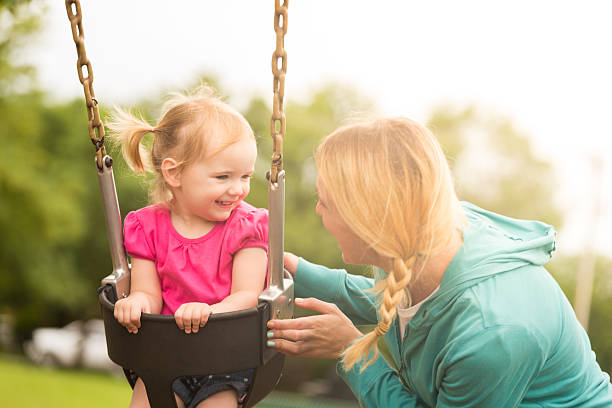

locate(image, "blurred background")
(1, 0), (611, 406)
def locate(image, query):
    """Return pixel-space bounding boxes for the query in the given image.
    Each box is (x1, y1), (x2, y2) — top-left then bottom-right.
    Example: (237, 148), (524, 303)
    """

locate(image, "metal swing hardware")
(98, 155), (131, 300)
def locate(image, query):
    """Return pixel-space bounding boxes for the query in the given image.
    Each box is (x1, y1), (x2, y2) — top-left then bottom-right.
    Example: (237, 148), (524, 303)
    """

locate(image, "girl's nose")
(227, 180), (243, 196)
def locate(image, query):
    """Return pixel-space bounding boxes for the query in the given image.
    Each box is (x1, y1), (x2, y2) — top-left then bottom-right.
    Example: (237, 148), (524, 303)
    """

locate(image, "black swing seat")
(99, 285), (286, 408)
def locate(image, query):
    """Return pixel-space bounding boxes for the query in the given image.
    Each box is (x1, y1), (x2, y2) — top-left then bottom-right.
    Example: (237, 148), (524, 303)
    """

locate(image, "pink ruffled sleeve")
(123, 211), (155, 261)
(227, 207), (269, 256)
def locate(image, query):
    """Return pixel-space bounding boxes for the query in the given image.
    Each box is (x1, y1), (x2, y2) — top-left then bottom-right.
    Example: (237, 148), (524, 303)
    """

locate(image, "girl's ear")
(161, 158), (181, 188)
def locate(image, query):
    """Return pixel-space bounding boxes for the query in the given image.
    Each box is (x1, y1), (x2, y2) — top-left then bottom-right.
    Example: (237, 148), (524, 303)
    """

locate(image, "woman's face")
(316, 177), (379, 266)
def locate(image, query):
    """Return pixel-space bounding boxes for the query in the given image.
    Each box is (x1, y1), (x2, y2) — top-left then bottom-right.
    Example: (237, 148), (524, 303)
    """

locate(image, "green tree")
(244, 84), (375, 275)
(0, 1), (147, 340)
(0, 0), (38, 97)
(547, 255), (612, 375)
(428, 105), (562, 228)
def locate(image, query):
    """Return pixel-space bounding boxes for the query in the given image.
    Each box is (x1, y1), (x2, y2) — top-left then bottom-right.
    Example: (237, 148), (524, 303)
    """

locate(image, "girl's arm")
(211, 247), (267, 313)
(114, 257), (163, 334)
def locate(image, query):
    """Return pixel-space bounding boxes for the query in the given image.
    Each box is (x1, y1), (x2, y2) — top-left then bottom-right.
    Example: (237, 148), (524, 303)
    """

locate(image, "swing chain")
(270, 0), (289, 183)
(65, 0), (106, 169)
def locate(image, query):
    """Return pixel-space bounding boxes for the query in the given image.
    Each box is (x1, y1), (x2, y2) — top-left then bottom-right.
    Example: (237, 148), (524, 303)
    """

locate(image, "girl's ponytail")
(106, 107), (155, 174)
(106, 85), (255, 206)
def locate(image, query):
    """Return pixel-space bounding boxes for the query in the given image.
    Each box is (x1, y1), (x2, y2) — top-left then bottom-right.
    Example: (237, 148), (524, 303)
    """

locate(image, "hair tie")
(150, 128), (156, 134)
(374, 321), (391, 337)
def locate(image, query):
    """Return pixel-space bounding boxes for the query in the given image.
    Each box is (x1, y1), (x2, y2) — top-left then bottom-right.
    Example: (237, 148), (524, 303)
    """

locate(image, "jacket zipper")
(396, 320), (414, 394)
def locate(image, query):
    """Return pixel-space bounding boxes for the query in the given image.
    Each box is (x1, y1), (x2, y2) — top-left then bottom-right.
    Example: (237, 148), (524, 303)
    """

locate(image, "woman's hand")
(114, 292), (152, 334)
(283, 252), (299, 276)
(174, 302), (212, 334)
(266, 297), (362, 359)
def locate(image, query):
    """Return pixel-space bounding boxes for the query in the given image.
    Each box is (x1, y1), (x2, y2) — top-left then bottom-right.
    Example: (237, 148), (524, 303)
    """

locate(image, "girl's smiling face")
(171, 134), (257, 223)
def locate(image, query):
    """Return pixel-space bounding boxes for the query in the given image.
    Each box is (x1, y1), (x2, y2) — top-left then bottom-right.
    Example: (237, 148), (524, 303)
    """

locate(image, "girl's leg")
(130, 378), (186, 408)
(174, 394), (187, 408)
(129, 379), (150, 408)
(196, 389), (239, 408)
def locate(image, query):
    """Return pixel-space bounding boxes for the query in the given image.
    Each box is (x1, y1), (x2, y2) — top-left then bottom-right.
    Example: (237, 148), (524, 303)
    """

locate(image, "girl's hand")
(174, 302), (212, 334)
(266, 297), (362, 359)
(114, 292), (152, 334)
(283, 252), (299, 276)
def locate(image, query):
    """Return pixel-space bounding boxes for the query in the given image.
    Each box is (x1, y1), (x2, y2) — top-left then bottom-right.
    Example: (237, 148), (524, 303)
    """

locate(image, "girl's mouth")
(215, 200), (235, 208)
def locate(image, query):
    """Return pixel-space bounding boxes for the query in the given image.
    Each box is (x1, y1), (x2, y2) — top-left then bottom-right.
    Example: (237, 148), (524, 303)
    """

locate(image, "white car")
(24, 319), (122, 375)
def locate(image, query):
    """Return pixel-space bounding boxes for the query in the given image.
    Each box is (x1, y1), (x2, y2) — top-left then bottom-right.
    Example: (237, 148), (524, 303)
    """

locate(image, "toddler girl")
(108, 86), (268, 408)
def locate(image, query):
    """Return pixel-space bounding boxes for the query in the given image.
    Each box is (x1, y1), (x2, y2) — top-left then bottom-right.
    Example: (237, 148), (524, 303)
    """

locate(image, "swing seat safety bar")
(99, 286), (287, 408)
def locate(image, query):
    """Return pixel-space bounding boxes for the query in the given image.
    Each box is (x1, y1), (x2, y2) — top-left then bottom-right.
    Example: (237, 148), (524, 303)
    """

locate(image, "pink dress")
(123, 201), (268, 315)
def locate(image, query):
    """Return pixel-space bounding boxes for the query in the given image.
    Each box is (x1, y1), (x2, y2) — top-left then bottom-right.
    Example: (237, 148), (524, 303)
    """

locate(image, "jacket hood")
(413, 202), (556, 322)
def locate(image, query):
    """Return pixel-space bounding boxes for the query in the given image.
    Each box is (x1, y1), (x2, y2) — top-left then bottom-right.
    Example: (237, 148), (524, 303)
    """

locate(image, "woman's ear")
(161, 158), (181, 188)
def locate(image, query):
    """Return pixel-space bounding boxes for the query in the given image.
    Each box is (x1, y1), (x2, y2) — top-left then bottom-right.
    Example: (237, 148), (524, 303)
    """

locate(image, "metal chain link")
(270, 0), (288, 183)
(65, 0), (106, 169)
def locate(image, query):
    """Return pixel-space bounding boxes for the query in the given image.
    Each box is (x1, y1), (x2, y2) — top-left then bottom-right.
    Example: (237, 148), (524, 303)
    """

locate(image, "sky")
(24, 0), (612, 256)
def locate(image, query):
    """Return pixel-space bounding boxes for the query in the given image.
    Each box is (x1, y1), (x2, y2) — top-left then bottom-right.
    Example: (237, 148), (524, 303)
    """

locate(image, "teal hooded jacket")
(294, 202), (612, 407)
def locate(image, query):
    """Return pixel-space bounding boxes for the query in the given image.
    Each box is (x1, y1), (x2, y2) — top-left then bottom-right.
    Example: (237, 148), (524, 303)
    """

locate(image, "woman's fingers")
(267, 300), (363, 359)
(269, 328), (307, 342)
(296, 297), (340, 315)
(267, 314), (318, 330)
(269, 338), (311, 357)
(283, 252), (299, 276)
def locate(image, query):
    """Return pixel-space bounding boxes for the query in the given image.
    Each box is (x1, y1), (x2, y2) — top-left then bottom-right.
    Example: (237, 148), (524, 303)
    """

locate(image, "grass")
(0, 354), (359, 407)
(0, 354), (130, 407)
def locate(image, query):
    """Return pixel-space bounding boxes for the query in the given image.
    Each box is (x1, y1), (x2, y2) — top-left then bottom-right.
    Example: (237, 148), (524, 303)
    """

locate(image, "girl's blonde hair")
(106, 85), (254, 204)
(315, 117), (464, 371)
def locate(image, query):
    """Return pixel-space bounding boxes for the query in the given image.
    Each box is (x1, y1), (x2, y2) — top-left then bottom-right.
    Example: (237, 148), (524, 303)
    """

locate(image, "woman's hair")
(106, 85), (254, 204)
(315, 117), (465, 371)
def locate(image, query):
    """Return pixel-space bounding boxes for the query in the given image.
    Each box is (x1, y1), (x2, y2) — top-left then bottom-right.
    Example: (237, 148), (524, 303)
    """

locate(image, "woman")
(266, 117), (612, 407)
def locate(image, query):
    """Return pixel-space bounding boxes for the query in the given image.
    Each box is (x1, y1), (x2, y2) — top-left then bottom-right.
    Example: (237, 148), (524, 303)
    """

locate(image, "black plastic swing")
(65, 1), (293, 406)
(98, 283), (288, 408)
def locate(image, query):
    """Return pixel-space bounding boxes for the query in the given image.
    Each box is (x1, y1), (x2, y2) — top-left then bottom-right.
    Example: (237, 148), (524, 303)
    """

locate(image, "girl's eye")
(241, 174), (252, 180)
(216, 175), (229, 180)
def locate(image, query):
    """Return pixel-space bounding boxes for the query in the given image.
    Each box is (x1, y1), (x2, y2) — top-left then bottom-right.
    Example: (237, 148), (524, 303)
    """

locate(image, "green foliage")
(0, 0), (39, 96)
(245, 84), (375, 275)
(547, 256), (612, 374)
(428, 105), (563, 228)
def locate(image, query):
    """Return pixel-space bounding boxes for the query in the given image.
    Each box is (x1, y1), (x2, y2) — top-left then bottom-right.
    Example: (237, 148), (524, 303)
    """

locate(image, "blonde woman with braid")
(266, 118), (612, 407)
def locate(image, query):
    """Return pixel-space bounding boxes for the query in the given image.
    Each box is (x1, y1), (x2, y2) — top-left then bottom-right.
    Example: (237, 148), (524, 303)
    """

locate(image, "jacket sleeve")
(293, 258), (378, 326)
(338, 353), (429, 407)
